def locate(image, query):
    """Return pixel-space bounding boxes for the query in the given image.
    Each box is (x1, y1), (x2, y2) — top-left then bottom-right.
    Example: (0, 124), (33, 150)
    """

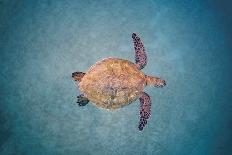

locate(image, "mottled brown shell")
(79, 57), (146, 109)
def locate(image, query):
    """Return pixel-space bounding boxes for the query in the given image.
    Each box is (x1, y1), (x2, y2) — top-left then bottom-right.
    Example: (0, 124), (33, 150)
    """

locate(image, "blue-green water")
(0, 0), (231, 155)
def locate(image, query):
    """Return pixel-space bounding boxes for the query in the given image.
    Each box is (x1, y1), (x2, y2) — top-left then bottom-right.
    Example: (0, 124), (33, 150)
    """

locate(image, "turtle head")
(145, 75), (166, 88)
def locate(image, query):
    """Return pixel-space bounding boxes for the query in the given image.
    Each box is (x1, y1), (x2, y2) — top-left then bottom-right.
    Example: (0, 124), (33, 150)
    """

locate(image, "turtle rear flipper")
(77, 94), (89, 106)
(138, 92), (151, 131)
(72, 72), (85, 82)
(132, 33), (147, 70)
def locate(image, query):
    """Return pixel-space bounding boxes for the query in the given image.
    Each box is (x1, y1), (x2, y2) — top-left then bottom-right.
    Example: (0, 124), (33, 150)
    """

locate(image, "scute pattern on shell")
(79, 58), (146, 109)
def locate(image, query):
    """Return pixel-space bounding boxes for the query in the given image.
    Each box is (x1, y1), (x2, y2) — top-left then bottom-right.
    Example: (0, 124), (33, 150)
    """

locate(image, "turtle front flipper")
(138, 92), (151, 131)
(77, 94), (89, 106)
(132, 33), (147, 70)
(72, 72), (85, 82)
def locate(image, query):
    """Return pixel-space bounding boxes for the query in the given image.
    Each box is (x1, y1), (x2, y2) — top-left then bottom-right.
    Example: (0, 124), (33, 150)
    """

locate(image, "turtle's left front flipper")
(132, 33), (147, 70)
(138, 92), (151, 131)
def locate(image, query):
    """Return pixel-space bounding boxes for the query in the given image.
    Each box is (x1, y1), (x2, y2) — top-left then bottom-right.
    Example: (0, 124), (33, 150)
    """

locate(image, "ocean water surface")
(0, 0), (231, 155)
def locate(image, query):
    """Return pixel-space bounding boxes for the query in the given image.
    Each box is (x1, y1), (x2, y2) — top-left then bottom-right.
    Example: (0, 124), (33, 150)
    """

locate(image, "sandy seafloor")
(0, 0), (232, 155)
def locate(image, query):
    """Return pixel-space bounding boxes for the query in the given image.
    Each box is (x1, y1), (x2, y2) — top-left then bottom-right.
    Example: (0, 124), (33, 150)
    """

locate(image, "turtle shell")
(79, 57), (146, 109)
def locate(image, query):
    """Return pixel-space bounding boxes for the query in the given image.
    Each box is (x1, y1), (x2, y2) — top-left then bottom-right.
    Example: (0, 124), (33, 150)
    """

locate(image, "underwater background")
(0, 0), (231, 155)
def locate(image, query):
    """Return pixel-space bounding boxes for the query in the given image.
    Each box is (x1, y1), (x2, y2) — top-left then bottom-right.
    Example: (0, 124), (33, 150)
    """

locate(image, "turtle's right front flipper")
(72, 72), (85, 82)
(138, 92), (151, 131)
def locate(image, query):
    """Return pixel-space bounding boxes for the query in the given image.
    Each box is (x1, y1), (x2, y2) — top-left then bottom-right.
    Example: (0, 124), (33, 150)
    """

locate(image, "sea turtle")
(72, 33), (166, 131)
